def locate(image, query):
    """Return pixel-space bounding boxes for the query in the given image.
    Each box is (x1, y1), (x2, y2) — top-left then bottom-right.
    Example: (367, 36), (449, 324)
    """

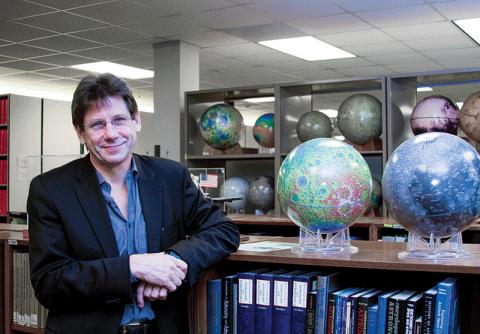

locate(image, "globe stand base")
(398, 232), (470, 260)
(292, 228), (358, 254)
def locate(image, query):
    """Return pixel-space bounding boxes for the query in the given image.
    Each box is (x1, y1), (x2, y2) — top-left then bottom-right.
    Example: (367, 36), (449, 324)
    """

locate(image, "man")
(27, 73), (240, 334)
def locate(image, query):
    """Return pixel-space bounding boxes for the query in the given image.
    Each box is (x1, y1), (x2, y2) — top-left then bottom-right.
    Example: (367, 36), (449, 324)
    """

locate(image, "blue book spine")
(376, 291), (399, 334)
(255, 270), (287, 334)
(316, 273), (342, 334)
(222, 275), (237, 334)
(208, 278), (222, 334)
(435, 278), (457, 334)
(237, 269), (268, 334)
(272, 272), (298, 334)
(291, 272), (320, 334)
(233, 282), (238, 334)
(367, 305), (378, 334)
(350, 289), (376, 334)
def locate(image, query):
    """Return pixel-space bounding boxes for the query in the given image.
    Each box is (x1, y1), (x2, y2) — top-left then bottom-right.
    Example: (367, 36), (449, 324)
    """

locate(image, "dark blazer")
(27, 154), (240, 334)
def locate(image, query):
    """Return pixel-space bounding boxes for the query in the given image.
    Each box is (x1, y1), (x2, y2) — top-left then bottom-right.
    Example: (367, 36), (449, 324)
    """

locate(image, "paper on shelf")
(238, 241), (296, 252)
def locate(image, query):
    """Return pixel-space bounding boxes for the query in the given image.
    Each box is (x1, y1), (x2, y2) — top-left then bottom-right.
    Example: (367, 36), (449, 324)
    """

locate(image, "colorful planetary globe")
(337, 94), (382, 145)
(366, 177), (382, 213)
(277, 138), (372, 234)
(221, 177), (249, 210)
(248, 176), (274, 212)
(410, 95), (459, 135)
(253, 113), (274, 148)
(460, 91), (480, 142)
(199, 103), (243, 150)
(383, 133), (480, 238)
(296, 110), (333, 142)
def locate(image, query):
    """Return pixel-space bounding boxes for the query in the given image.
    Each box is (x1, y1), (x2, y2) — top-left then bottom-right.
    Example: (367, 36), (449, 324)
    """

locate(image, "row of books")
(0, 98), (8, 124)
(0, 129), (8, 154)
(0, 189), (7, 216)
(0, 159), (7, 184)
(207, 270), (459, 334)
(12, 251), (48, 329)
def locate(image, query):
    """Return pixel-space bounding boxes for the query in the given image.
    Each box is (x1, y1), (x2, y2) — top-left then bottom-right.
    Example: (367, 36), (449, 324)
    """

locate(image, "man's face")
(76, 95), (141, 170)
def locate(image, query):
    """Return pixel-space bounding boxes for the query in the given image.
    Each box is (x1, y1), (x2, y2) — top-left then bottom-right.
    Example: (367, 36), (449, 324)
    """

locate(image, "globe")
(202, 143), (243, 155)
(296, 110), (333, 142)
(221, 177), (249, 210)
(253, 113), (274, 148)
(248, 176), (274, 212)
(383, 132), (480, 238)
(366, 177), (382, 213)
(460, 91), (480, 142)
(277, 138), (372, 234)
(199, 103), (243, 150)
(337, 94), (382, 145)
(410, 95), (459, 135)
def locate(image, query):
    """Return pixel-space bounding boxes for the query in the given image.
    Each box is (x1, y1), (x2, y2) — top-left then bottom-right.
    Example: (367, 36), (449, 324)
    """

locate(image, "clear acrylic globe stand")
(292, 227), (358, 254)
(398, 232), (470, 260)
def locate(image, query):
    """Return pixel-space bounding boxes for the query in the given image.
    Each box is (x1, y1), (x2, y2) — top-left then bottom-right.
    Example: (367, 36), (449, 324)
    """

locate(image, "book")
(376, 290), (399, 334)
(255, 269), (287, 334)
(391, 291), (416, 334)
(336, 288), (363, 334)
(422, 287), (437, 334)
(349, 288), (376, 334)
(291, 271), (320, 334)
(272, 270), (304, 334)
(222, 274), (237, 334)
(367, 304), (378, 334)
(237, 269), (270, 334)
(405, 292), (423, 334)
(414, 316), (422, 334)
(316, 272), (345, 334)
(306, 291), (317, 334)
(435, 277), (458, 334)
(356, 289), (382, 334)
(208, 278), (222, 334)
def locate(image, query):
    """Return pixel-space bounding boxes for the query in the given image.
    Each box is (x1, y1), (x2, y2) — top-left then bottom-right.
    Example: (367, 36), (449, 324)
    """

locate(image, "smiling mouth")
(102, 142), (126, 149)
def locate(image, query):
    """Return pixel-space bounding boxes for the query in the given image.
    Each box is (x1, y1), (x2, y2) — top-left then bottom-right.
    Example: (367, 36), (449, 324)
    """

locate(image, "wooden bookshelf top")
(228, 237), (480, 275)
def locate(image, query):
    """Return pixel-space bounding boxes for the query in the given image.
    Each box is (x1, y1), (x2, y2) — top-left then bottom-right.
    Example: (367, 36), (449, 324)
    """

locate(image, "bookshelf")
(0, 96), (8, 221)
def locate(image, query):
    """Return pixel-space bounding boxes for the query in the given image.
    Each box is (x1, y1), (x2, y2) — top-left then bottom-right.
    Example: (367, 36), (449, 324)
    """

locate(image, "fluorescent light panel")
(244, 96), (275, 103)
(454, 17), (480, 45)
(417, 87), (433, 92)
(258, 36), (356, 61)
(71, 61), (154, 79)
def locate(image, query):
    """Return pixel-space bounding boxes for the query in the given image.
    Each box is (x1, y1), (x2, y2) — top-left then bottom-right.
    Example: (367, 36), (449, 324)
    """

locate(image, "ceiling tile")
(0, 60), (58, 71)
(124, 16), (209, 38)
(385, 61), (445, 73)
(219, 23), (303, 42)
(34, 67), (91, 77)
(114, 40), (160, 55)
(317, 29), (395, 47)
(116, 56), (154, 69)
(72, 46), (143, 60)
(199, 50), (226, 63)
(0, 55), (18, 63)
(0, 1), (57, 21)
(286, 14), (373, 35)
(199, 81), (223, 89)
(128, 0), (234, 15)
(381, 21), (461, 40)
(356, 5), (444, 28)
(26, 0), (114, 10)
(0, 43), (56, 58)
(168, 30), (246, 48)
(422, 47), (480, 61)
(265, 60), (327, 72)
(404, 35), (476, 51)
(366, 52), (430, 65)
(123, 79), (154, 89)
(316, 57), (376, 69)
(201, 57), (251, 71)
(338, 65), (394, 77)
(290, 68), (347, 81)
(330, 0), (424, 12)
(438, 57), (480, 69)
(0, 67), (24, 76)
(2, 72), (58, 82)
(431, 0), (480, 20)
(186, 6), (275, 29)
(0, 22), (55, 42)
(247, 0), (344, 20)
(239, 51), (302, 65)
(31, 53), (96, 66)
(70, 26), (150, 44)
(15, 11), (109, 34)
(24, 35), (103, 52)
(343, 41), (414, 56)
(68, 0), (168, 25)
(206, 42), (274, 58)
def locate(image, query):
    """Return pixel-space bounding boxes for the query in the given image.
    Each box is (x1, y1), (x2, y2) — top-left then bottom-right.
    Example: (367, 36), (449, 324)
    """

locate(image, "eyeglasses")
(82, 115), (134, 134)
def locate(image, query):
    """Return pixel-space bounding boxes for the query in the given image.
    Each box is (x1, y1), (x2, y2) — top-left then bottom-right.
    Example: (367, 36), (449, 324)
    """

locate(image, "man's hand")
(136, 282), (168, 308)
(129, 252), (188, 292)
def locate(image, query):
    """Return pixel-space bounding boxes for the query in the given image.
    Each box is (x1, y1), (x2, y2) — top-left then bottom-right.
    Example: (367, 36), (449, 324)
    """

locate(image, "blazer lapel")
(134, 155), (163, 253)
(73, 155), (119, 258)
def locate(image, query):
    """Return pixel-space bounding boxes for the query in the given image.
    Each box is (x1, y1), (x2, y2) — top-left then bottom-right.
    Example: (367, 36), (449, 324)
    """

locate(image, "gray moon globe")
(221, 177), (249, 210)
(248, 176), (274, 211)
(460, 91), (480, 142)
(296, 110), (333, 142)
(337, 94), (382, 145)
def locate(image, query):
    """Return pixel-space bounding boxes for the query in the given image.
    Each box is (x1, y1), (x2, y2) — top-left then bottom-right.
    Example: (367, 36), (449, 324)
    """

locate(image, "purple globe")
(410, 95), (459, 135)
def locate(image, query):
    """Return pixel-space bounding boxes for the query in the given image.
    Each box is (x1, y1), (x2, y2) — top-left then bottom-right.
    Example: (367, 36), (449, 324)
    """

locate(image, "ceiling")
(1, 0), (480, 111)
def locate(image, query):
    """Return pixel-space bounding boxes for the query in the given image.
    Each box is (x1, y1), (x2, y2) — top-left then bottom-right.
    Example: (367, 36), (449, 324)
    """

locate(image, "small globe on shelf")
(382, 132), (480, 240)
(253, 113), (274, 148)
(277, 138), (372, 235)
(198, 103), (244, 150)
(337, 93), (382, 145)
(410, 95), (459, 135)
(202, 143), (243, 155)
(248, 176), (274, 214)
(296, 110), (333, 142)
(365, 177), (382, 214)
(460, 91), (480, 143)
(221, 177), (250, 211)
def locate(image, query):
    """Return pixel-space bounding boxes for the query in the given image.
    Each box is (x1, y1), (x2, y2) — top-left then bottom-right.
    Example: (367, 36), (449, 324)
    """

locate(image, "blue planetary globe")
(383, 132), (480, 238)
(277, 138), (372, 234)
(253, 113), (274, 148)
(199, 103), (244, 150)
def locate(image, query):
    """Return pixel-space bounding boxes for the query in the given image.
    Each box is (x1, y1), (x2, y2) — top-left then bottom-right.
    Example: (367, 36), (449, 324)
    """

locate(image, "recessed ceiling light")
(454, 17), (480, 45)
(417, 87), (433, 92)
(258, 36), (356, 61)
(71, 61), (154, 79)
(244, 97), (275, 103)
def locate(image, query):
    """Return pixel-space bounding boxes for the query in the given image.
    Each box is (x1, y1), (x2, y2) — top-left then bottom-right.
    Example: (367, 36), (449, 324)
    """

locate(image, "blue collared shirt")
(96, 159), (155, 324)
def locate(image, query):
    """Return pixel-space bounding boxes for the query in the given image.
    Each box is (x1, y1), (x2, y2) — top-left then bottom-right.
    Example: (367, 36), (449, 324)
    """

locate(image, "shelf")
(187, 153), (275, 160)
(11, 323), (44, 334)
